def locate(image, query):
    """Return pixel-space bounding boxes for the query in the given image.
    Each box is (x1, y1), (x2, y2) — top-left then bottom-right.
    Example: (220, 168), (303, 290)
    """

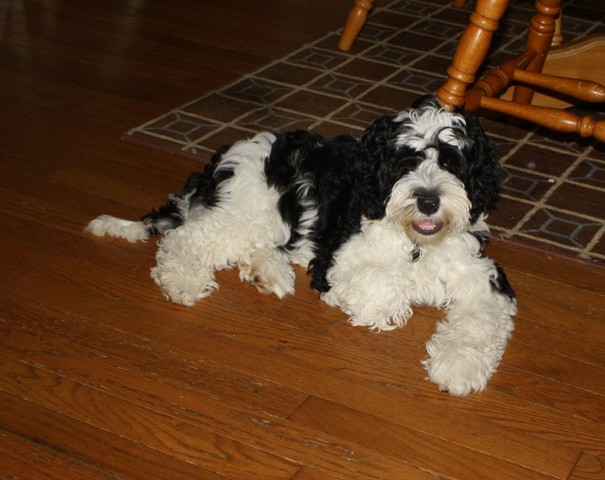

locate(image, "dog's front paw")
(423, 345), (496, 396)
(150, 266), (217, 306)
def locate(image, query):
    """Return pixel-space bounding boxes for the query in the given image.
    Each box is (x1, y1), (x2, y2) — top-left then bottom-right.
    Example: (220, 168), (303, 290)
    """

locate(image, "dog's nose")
(417, 193), (440, 215)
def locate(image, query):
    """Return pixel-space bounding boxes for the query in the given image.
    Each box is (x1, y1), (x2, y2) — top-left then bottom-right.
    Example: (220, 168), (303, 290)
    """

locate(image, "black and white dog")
(87, 95), (516, 395)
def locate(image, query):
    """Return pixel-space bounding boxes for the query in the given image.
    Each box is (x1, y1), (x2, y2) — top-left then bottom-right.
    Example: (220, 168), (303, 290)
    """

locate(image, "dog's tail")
(85, 215), (153, 242)
(85, 189), (192, 243)
(85, 208), (182, 243)
(85, 144), (236, 243)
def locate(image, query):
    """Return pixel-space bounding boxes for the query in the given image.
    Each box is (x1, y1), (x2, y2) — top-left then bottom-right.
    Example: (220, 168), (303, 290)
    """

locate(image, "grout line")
(490, 226), (605, 261)
(503, 135), (599, 257)
(584, 225), (605, 259)
(498, 192), (605, 224)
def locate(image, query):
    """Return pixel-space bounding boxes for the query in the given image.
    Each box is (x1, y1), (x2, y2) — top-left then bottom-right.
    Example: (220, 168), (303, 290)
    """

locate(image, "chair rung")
(480, 95), (605, 140)
(513, 69), (605, 104)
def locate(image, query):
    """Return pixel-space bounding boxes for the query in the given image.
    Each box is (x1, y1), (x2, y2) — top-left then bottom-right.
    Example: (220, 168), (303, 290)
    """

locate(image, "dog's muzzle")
(412, 193), (443, 236)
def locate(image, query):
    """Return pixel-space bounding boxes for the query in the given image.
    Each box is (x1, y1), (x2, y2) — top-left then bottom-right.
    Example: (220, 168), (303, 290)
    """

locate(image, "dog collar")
(410, 245), (423, 262)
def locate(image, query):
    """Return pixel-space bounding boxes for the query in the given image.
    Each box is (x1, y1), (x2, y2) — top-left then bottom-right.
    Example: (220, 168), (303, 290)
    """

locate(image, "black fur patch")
(263, 131), (373, 292)
(490, 265), (516, 301)
(140, 144), (233, 235)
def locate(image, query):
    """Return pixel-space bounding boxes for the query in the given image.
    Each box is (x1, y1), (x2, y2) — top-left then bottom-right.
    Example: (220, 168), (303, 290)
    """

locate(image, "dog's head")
(361, 95), (500, 246)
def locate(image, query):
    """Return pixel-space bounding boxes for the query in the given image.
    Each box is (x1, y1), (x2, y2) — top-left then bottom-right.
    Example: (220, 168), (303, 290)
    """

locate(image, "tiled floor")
(126, 0), (605, 263)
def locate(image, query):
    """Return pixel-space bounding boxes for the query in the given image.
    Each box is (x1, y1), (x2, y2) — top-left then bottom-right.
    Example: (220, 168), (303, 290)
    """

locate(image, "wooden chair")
(436, 0), (605, 141)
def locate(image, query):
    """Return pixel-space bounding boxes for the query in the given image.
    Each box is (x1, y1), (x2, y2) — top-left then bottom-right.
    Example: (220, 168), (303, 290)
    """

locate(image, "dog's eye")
(395, 156), (421, 172)
(438, 150), (459, 171)
(438, 158), (451, 170)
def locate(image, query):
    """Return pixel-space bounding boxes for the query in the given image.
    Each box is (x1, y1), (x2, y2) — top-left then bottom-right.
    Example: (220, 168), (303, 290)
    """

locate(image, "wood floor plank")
(0, 68), (185, 139)
(2, 44), (207, 112)
(0, 299), (308, 419)
(502, 343), (605, 396)
(510, 289), (605, 339)
(0, 391), (227, 480)
(289, 396), (559, 480)
(510, 319), (605, 367)
(0, 120), (195, 192)
(291, 467), (350, 480)
(508, 269), (605, 320)
(0, 430), (119, 480)
(486, 240), (605, 295)
(8, 9), (268, 79)
(0, 358), (300, 480)
(488, 365), (605, 424)
(56, 0), (353, 58)
(0, 358), (444, 480)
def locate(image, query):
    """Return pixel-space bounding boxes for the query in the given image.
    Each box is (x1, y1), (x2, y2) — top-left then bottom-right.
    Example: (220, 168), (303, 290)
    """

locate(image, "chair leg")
(512, 0), (562, 105)
(437, 0), (510, 110)
(338, 0), (374, 52)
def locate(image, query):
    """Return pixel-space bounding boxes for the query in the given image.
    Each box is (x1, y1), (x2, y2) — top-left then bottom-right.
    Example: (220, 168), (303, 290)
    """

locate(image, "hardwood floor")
(1, 1), (604, 479)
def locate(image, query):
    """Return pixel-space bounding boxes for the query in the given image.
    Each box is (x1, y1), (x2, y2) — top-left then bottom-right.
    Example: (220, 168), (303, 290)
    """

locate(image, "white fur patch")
(395, 105), (469, 151)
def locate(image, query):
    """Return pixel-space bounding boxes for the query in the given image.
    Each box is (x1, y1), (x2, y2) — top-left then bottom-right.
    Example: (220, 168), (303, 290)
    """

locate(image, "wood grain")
(568, 452), (605, 480)
(0, 391), (228, 480)
(0, 430), (117, 480)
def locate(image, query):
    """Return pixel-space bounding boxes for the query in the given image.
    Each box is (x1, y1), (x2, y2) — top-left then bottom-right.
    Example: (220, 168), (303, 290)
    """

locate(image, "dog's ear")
(361, 114), (401, 150)
(358, 115), (406, 219)
(458, 111), (501, 223)
(358, 115), (425, 220)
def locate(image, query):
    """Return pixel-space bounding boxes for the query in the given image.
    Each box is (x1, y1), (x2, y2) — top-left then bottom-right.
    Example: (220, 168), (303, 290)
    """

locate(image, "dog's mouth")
(412, 219), (443, 236)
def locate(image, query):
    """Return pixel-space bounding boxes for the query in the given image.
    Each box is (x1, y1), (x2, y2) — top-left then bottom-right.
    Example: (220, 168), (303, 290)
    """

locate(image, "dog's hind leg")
(150, 208), (290, 305)
(150, 219), (222, 306)
(237, 247), (295, 298)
